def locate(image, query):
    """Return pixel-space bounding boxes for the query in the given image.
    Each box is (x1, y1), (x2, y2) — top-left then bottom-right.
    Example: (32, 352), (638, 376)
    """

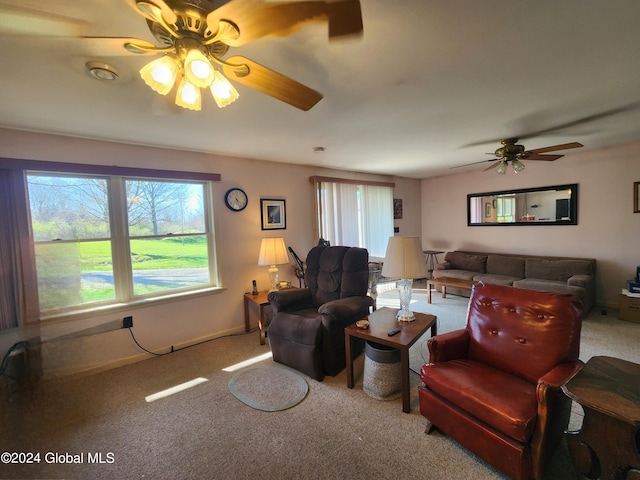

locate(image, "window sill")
(39, 286), (227, 325)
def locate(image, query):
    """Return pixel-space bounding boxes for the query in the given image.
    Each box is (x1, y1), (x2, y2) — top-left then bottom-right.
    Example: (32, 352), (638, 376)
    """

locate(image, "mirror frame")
(467, 183), (578, 226)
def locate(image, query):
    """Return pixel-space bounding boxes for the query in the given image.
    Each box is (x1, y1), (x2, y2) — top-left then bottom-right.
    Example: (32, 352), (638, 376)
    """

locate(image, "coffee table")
(562, 356), (640, 479)
(345, 307), (437, 413)
(427, 276), (478, 303)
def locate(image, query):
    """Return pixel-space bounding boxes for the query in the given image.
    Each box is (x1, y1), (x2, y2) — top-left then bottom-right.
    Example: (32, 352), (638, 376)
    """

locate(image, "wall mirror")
(468, 183), (578, 226)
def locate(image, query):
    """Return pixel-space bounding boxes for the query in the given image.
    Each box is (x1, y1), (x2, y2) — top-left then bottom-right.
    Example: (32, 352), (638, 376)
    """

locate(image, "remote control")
(387, 328), (401, 336)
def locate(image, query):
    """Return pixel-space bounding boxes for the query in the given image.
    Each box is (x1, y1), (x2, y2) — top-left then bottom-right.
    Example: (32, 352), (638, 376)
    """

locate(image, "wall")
(421, 141), (640, 308)
(0, 128), (421, 376)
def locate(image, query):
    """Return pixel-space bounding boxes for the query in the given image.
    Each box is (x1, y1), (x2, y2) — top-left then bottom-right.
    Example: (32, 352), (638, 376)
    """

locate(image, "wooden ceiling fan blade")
(0, 5), (86, 36)
(81, 37), (159, 56)
(522, 154), (564, 161)
(223, 55), (322, 111)
(483, 163), (500, 172)
(450, 158), (498, 169)
(526, 142), (583, 154)
(207, 0), (361, 46)
(126, 0), (177, 26)
(327, 0), (363, 38)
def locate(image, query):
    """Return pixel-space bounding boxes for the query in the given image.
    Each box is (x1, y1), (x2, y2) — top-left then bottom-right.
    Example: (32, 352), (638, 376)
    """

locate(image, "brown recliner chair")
(268, 245), (374, 381)
(419, 283), (583, 480)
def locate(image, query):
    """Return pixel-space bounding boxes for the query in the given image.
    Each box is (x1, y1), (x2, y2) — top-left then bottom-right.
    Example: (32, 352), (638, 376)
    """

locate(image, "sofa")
(433, 250), (596, 313)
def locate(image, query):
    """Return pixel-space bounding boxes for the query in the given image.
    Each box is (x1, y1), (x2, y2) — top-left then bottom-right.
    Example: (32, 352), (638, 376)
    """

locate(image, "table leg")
(427, 282), (432, 304)
(258, 305), (266, 345)
(345, 333), (355, 389)
(243, 297), (250, 332)
(441, 286), (447, 299)
(567, 406), (640, 480)
(400, 347), (410, 413)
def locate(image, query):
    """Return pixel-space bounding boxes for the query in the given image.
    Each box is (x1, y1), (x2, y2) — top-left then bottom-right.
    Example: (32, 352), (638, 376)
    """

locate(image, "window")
(496, 195), (516, 223)
(25, 172), (218, 316)
(312, 177), (394, 258)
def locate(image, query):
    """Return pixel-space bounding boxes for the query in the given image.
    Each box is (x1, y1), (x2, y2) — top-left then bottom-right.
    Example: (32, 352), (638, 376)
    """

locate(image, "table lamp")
(258, 237), (289, 292)
(381, 236), (428, 321)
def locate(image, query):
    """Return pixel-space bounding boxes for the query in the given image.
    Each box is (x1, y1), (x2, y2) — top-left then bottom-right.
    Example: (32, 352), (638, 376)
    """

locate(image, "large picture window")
(311, 176), (394, 258)
(0, 158), (221, 327)
(26, 173), (217, 316)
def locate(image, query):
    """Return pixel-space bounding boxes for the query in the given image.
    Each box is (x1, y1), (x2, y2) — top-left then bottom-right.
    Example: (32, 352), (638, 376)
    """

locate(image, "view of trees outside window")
(125, 179), (210, 296)
(27, 173), (213, 313)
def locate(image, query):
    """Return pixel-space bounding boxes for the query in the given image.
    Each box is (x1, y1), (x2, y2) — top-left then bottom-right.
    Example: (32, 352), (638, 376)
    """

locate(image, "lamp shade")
(210, 71), (239, 108)
(139, 55), (180, 95)
(381, 236), (428, 279)
(175, 76), (201, 111)
(258, 237), (288, 266)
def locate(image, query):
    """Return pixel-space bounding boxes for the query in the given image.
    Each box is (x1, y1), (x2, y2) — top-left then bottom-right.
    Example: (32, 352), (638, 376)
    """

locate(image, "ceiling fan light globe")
(175, 77), (202, 111)
(496, 161), (507, 175)
(139, 55), (180, 95)
(512, 159), (526, 173)
(210, 71), (239, 108)
(184, 49), (215, 88)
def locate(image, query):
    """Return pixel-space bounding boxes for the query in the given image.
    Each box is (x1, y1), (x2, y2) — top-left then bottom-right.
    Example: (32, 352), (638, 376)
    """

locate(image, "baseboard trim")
(41, 325), (250, 379)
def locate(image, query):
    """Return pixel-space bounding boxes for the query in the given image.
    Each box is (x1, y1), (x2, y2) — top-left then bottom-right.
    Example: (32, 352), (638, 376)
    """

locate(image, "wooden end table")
(345, 307), (437, 413)
(562, 356), (640, 479)
(243, 290), (271, 345)
(427, 276), (477, 304)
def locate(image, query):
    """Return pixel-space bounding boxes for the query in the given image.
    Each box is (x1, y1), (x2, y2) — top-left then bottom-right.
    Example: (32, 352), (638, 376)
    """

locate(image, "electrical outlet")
(122, 316), (133, 328)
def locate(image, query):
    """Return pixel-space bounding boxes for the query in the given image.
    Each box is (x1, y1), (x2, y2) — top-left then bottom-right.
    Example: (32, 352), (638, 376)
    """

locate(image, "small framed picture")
(261, 199), (286, 230)
(393, 198), (403, 219)
(634, 181), (639, 213)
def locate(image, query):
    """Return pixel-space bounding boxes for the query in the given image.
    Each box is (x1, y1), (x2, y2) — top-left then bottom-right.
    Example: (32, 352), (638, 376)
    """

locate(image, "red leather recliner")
(419, 283), (583, 480)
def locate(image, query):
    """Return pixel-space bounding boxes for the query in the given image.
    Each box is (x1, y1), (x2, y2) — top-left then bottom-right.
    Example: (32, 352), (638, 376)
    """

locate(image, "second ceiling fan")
(454, 138), (583, 174)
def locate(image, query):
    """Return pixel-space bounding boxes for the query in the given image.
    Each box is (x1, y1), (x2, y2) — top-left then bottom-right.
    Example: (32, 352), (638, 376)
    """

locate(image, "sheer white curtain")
(360, 185), (394, 258)
(316, 179), (394, 258)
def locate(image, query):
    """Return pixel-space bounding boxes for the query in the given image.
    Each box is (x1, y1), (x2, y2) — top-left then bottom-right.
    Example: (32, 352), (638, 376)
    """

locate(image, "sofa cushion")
(486, 254), (525, 278)
(473, 274), (520, 286)
(444, 251), (487, 273)
(421, 359), (538, 442)
(525, 258), (592, 282)
(513, 279), (585, 301)
(433, 269), (477, 281)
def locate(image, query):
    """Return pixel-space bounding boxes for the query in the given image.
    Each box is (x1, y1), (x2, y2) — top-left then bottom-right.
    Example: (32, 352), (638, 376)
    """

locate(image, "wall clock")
(224, 188), (248, 211)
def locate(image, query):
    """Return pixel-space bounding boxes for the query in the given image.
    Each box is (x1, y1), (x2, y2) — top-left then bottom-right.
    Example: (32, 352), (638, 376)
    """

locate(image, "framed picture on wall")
(393, 198), (403, 219)
(634, 181), (639, 213)
(261, 198), (286, 230)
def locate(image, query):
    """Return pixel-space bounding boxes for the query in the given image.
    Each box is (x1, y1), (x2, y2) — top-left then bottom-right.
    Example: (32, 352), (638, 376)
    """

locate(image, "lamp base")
(396, 310), (416, 322)
(268, 265), (279, 292)
(396, 278), (415, 322)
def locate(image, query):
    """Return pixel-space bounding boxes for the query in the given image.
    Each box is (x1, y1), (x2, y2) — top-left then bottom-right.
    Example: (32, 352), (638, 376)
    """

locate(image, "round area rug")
(228, 364), (308, 412)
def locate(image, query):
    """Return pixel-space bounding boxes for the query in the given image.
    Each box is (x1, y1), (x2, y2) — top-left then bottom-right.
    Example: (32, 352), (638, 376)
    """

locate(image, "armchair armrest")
(538, 361), (585, 390)
(435, 261), (451, 271)
(532, 360), (585, 474)
(567, 274), (592, 288)
(318, 296), (374, 318)
(427, 329), (470, 363)
(268, 288), (313, 314)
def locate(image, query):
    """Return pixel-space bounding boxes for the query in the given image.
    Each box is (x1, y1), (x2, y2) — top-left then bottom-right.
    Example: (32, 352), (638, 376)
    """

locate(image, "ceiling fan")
(452, 138), (583, 174)
(0, 0), (363, 111)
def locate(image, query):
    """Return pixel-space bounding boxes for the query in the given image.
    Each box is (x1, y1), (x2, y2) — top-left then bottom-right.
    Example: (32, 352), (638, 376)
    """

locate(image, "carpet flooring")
(1, 286), (639, 479)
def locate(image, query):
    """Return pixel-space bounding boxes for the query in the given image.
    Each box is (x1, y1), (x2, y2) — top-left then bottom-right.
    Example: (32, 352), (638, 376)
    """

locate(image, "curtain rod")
(309, 175), (395, 188)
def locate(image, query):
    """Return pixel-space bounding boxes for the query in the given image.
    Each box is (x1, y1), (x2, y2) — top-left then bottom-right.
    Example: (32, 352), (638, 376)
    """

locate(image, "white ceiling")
(1, 0), (639, 178)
